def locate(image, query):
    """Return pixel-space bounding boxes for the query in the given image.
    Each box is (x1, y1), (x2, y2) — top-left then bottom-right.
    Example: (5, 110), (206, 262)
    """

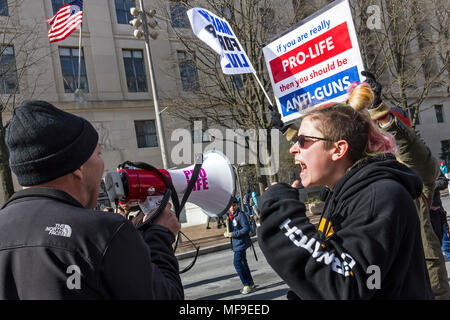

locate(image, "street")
(180, 193), (450, 300)
(180, 240), (289, 300)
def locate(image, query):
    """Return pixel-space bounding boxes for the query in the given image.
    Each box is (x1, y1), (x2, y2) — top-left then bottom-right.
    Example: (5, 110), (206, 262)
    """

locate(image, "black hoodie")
(258, 154), (434, 299)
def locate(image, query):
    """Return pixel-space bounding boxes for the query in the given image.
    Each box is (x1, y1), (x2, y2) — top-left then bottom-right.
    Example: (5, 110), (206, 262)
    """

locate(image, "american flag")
(47, 0), (83, 43)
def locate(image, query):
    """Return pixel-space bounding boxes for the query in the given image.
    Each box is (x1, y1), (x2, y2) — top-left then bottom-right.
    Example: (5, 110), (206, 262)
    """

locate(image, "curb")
(176, 237), (258, 260)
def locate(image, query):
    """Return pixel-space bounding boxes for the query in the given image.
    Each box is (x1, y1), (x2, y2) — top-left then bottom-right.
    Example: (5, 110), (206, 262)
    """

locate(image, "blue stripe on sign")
(279, 65), (361, 117)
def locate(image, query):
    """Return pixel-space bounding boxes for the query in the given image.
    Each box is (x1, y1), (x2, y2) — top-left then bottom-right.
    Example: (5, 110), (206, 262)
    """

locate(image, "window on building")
(441, 139), (450, 165)
(115, 0), (134, 25)
(177, 51), (199, 92)
(259, 7), (275, 35)
(0, 46), (18, 94)
(123, 49), (148, 92)
(59, 47), (89, 93)
(170, 2), (189, 28)
(0, 0), (8, 16)
(435, 104), (444, 123)
(408, 107), (420, 125)
(51, 0), (71, 15)
(134, 120), (158, 148)
(415, 19), (440, 85)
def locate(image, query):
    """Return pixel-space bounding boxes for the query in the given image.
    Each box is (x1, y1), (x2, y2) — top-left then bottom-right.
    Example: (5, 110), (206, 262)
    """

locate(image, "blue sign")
(279, 66), (360, 117)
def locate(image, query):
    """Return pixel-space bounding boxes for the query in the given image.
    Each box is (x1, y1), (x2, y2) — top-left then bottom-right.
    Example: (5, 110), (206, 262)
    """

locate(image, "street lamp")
(130, 1), (169, 169)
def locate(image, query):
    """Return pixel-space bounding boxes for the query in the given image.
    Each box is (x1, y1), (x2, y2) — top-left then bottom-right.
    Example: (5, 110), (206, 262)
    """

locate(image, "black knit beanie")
(5, 100), (99, 186)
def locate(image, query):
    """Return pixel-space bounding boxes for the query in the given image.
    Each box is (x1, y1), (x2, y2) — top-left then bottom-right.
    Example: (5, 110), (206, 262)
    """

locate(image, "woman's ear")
(331, 140), (349, 161)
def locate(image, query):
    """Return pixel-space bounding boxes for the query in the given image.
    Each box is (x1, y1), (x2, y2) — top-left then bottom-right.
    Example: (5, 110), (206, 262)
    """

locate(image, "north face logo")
(45, 224), (72, 238)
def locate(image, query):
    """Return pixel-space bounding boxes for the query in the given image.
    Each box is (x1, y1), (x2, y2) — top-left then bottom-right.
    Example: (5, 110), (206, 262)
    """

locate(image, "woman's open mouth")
(296, 159), (307, 178)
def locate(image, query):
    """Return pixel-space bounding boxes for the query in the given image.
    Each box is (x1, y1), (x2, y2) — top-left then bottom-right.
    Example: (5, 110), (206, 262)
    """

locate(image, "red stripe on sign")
(269, 22), (352, 84)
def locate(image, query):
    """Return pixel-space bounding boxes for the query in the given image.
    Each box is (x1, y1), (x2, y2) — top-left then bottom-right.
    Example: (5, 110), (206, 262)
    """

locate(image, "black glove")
(361, 70), (382, 109)
(270, 109), (288, 133)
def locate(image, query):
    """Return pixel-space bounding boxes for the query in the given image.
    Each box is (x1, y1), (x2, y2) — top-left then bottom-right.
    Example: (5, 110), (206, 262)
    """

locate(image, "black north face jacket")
(258, 154), (434, 300)
(0, 187), (183, 300)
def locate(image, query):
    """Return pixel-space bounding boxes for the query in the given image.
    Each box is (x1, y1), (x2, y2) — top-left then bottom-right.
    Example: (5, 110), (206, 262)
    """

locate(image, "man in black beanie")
(0, 100), (183, 299)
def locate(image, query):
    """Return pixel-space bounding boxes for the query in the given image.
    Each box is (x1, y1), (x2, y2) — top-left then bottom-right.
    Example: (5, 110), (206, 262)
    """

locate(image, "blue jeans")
(233, 250), (253, 286)
(442, 225), (450, 260)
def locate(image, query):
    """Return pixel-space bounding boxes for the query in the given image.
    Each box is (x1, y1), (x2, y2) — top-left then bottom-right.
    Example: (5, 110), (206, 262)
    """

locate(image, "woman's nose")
(289, 142), (299, 154)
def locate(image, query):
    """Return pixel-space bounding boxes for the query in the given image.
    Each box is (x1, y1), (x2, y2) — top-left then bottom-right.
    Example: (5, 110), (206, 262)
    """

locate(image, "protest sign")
(263, 0), (366, 123)
(187, 7), (255, 75)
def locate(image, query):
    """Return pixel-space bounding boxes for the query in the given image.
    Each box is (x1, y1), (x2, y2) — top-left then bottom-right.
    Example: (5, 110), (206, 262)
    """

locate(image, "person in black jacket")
(225, 198), (255, 295)
(0, 100), (183, 300)
(258, 84), (433, 299)
(430, 170), (449, 245)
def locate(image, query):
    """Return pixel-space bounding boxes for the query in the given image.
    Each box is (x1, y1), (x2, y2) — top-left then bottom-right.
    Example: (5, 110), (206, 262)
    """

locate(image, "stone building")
(0, 0), (210, 225)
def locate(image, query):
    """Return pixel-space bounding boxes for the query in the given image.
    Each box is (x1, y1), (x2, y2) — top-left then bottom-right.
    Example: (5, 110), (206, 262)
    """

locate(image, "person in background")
(225, 198), (256, 295)
(365, 71), (450, 300)
(432, 168), (450, 261)
(244, 188), (253, 216)
(429, 170), (449, 245)
(205, 215), (225, 230)
(217, 213), (226, 229)
(205, 216), (212, 229)
(118, 203), (141, 220)
(440, 162), (450, 194)
(442, 225), (450, 261)
(251, 191), (260, 220)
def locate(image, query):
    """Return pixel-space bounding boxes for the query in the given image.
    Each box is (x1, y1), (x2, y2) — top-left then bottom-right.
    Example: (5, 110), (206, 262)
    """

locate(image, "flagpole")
(138, 0), (169, 169)
(77, 22), (82, 91)
(252, 71), (273, 111)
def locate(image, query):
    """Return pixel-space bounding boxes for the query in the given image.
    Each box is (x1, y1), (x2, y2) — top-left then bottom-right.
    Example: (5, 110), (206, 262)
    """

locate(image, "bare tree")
(159, 0), (296, 193)
(349, 0), (449, 129)
(0, 0), (52, 202)
(429, 0), (449, 94)
(292, 0), (335, 23)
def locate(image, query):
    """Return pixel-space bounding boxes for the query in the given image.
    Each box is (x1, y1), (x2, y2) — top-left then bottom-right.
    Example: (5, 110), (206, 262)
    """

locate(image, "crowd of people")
(0, 70), (449, 300)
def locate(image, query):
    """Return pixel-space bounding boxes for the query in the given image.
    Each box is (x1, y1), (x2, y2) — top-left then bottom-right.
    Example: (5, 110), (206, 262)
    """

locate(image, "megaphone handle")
(136, 189), (172, 232)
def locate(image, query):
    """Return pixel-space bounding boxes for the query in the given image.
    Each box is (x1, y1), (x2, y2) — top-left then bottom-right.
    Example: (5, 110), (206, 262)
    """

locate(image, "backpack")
(244, 212), (257, 237)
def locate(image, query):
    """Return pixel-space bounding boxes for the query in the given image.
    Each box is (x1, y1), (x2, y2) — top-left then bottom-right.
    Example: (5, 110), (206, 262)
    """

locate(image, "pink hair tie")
(347, 81), (360, 95)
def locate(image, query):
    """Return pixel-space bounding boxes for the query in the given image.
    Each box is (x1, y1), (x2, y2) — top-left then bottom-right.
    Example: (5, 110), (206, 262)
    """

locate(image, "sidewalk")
(175, 212), (322, 259)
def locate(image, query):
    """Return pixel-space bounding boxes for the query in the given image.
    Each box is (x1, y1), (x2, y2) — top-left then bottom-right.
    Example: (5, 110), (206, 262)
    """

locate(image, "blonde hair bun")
(347, 83), (374, 112)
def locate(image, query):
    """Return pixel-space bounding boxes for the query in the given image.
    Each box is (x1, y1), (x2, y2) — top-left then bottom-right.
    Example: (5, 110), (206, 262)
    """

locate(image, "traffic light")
(129, 4), (159, 40)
